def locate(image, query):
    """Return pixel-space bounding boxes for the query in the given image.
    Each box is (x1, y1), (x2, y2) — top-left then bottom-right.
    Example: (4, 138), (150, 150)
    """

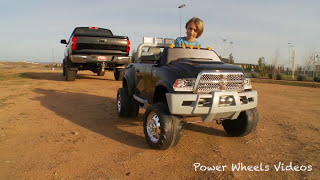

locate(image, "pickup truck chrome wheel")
(143, 103), (182, 150)
(117, 93), (121, 112)
(146, 112), (161, 143)
(117, 88), (128, 117)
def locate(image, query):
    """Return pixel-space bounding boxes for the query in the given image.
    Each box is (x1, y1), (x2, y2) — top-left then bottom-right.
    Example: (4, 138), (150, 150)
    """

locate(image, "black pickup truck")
(60, 27), (130, 81)
(117, 37), (258, 150)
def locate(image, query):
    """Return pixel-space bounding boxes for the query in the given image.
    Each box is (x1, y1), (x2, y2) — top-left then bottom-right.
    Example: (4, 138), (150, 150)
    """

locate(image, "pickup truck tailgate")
(73, 36), (129, 56)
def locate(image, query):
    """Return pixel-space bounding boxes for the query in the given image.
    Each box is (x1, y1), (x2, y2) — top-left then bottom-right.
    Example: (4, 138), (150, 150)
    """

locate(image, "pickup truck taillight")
(71, 36), (77, 50)
(126, 39), (130, 53)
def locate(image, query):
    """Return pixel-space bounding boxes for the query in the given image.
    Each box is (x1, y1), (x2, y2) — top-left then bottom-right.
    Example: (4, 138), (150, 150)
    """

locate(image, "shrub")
(251, 72), (259, 78)
(314, 77), (320, 82)
(268, 73), (272, 79)
(297, 75), (307, 81)
(276, 73), (283, 80)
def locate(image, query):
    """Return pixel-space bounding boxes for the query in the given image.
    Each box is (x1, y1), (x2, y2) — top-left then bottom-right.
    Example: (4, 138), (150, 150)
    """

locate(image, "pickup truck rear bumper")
(166, 90), (257, 122)
(70, 55), (130, 64)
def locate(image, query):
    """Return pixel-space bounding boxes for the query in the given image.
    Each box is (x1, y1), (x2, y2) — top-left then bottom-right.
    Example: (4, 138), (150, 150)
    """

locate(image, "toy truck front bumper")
(166, 90), (257, 122)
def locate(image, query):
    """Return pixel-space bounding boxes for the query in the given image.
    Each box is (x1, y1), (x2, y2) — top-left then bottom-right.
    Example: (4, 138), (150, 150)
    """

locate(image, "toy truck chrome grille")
(194, 72), (244, 93)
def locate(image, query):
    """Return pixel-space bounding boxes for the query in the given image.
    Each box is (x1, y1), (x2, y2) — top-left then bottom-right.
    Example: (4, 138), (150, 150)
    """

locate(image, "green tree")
(131, 50), (136, 63)
(258, 57), (267, 77)
(228, 53), (234, 64)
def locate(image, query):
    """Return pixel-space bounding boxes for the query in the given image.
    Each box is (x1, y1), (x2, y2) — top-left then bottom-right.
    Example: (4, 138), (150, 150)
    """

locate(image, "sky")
(1, 0), (320, 66)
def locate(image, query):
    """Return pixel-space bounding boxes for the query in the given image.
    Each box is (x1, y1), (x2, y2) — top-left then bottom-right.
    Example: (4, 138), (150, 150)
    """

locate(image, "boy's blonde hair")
(185, 17), (204, 38)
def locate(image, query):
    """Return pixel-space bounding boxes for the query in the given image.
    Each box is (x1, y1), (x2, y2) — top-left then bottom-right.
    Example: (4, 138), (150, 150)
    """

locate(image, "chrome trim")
(193, 72), (244, 93)
(133, 94), (148, 104)
(117, 92), (121, 113)
(146, 112), (161, 143)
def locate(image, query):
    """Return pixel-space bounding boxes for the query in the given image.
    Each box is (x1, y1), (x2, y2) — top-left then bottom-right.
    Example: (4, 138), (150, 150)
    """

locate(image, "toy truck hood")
(168, 59), (243, 77)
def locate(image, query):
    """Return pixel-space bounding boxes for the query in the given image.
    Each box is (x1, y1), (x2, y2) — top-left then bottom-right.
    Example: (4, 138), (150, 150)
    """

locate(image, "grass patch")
(18, 73), (38, 79)
(0, 93), (26, 107)
(246, 72), (316, 82)
(251, 78), (320, 88)
(0, 96), (12, 107)
(0, 97), (9, 104)
(0, 74), (11, 81)
(0, 73), (38, 81)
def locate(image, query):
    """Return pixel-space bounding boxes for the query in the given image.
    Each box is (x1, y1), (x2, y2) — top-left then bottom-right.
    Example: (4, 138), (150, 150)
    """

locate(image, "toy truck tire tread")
(117, 88), (139, 117)
(222, 108), (258, 137)
(143, 103), (182, 150)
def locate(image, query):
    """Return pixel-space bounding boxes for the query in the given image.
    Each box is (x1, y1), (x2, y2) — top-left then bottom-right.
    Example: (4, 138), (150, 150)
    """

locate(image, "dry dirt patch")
(0, 64), (319, 179)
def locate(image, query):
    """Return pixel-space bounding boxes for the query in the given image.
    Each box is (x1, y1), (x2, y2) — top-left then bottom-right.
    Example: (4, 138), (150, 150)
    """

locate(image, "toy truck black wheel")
(222, 108), (258, 137)
(114, 69), (124, 81)
(143, 103), (182, 150)
(116, 88), (139, 117)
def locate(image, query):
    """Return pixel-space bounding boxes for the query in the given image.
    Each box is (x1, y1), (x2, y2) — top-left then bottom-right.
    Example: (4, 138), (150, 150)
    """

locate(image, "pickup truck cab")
(117, 37), (258, 150)
(60, 27), (130, 81)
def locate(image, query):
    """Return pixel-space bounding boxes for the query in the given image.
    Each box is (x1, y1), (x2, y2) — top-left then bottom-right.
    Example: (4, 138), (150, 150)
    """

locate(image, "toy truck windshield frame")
(166, 48), (221, 64)
(136, 40), (222, 64)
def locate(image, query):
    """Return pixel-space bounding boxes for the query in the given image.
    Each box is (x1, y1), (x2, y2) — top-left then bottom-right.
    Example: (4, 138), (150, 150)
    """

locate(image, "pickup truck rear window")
(74, 28), (113, 36)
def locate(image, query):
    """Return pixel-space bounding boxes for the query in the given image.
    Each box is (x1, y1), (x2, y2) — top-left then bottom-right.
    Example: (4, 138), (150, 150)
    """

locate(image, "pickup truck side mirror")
(60, 39), (67, 44)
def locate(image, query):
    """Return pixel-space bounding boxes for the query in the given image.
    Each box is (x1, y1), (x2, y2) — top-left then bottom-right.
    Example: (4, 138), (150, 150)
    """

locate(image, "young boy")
(175, 17), (204, 47)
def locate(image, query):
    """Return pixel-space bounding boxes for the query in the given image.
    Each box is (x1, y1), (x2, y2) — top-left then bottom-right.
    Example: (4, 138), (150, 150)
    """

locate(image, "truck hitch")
(101, 62), (105, 72)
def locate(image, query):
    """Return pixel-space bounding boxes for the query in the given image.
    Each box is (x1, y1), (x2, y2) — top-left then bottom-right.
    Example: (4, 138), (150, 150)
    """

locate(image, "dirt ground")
(0, 62), (319, 179)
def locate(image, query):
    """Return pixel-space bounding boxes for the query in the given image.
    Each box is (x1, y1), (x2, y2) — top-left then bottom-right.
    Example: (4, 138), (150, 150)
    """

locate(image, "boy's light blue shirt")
(174, 37), (201, 47)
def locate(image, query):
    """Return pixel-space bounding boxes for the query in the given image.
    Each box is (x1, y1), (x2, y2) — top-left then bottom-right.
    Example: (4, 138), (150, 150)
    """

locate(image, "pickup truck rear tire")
(143, 103), (182, 150)
(222, 108), (258, 137)
(97, 71), (105, 76)
(117, 88), (139, 117)
(65, 69), (77, 81)
(62, 60), (66, 76)
(114, 69), (124, 81)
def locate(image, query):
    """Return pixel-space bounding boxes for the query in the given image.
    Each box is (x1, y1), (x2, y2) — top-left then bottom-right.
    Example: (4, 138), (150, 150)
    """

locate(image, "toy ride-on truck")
(60, 27), (130, 81)
(116, 37), (258, 150)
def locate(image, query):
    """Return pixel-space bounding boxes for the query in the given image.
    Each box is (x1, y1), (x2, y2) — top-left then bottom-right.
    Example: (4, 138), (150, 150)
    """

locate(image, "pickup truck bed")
(61, 27), (130, 81)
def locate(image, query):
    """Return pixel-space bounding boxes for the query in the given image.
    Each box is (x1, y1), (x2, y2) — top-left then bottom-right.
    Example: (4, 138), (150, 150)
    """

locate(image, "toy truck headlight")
(244, 78), (252, 90)
(173, 78), (196, 92)
(143, 37), (164, 44)
(219, 96), (235, 105)
(143, 37), (174, 45)
(143, 37), (155, 44)
(155, 37), (164, 44)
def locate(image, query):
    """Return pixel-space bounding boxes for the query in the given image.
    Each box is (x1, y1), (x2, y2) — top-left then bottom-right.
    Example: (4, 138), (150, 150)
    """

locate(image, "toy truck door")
(134, 63), (153, 99)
